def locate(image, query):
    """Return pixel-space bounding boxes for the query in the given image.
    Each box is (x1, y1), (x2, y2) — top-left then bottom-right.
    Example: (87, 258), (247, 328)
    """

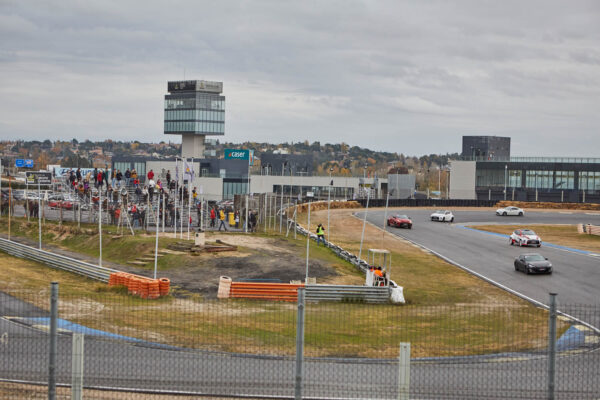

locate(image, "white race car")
(496, 206), (524, 216)
(509, 229), (542, 247)
(430, 210), (454, 222)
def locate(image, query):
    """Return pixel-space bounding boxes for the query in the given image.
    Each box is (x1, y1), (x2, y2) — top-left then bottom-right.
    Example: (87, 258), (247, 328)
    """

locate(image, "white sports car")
(430, 210), (454, 222)
(496, 206), (524, 216)
(509, 228), (542, 247)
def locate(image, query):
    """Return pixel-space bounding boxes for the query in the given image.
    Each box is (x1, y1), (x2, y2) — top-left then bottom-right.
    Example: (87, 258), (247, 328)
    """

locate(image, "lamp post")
(504, 165), (508, 200)
(438, 166), (441, 195)
(363, 164), (368, 198)
(382, 189), (394, 246)
(327, 167), (333, 243)
(279, 161), (286, 233)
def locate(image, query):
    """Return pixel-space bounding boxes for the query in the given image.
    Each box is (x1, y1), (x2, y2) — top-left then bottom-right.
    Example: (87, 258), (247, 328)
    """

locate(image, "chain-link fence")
(0, 285), (598, 399)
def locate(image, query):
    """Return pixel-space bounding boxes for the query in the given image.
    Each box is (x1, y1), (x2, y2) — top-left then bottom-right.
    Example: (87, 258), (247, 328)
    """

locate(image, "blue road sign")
(24, 159), (34, 168)
(15, 159), (25, 168)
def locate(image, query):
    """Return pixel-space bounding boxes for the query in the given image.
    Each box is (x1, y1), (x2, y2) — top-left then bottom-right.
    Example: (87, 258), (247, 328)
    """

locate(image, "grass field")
(0, 210), (565, 358)
(469, 224), (600, 252)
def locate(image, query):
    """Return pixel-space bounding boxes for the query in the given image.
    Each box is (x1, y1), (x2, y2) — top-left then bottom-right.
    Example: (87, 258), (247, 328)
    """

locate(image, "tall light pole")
(504, 165), (508, 200)
(382, 189), (394, 247)
(363, 164), (367, 198)
(327, 167), (333, 243)
(279, 161), (286, 233)
(438, 167), (441, 195)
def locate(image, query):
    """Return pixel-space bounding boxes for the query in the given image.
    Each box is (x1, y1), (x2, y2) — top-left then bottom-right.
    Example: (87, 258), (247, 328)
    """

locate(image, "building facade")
(450, 158), (600, 203)
(462, 136), (511, 161)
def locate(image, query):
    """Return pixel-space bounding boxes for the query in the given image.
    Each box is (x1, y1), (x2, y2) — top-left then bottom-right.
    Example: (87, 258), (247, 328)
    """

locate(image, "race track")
(359, 209), (600, 310)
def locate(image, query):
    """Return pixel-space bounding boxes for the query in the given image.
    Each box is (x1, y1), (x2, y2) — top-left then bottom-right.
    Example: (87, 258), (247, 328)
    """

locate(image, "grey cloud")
(0, 0), (599, 156)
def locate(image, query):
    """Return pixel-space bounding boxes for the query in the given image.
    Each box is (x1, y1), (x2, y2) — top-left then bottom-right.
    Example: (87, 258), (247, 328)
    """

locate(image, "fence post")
(295, 287), (305, 400)
(398, 342), (410, 400)
(48, 282), (58, 400)
(71, 333), (84, 400)
(548, 293), (557, 400)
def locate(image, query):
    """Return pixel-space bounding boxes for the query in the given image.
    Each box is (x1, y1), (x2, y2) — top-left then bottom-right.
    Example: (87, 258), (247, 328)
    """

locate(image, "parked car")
(496, 206), (524, 216)
(514, 253), (552, 274)
(510, 228), (542, 247)
(430, 210), (454, 222)
(387, 214), (413, 229)
(11, 190), (26, 200)
(48, 199), (74, 210)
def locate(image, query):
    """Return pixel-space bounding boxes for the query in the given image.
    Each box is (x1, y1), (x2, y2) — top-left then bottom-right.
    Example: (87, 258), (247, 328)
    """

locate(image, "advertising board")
(26, 172), (52, 185)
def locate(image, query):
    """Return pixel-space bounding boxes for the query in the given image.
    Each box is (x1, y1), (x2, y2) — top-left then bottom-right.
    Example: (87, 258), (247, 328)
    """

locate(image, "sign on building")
(224, 149), (249, 160)
(26, 172), (52, 185)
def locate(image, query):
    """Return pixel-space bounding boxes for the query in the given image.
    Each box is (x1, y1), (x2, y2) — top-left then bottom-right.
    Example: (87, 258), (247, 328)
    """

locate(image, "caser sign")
(224, 149), (249, 160)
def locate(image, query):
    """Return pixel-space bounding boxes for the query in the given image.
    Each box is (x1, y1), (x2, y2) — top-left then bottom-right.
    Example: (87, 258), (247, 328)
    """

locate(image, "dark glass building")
(462, 136), (511, 161)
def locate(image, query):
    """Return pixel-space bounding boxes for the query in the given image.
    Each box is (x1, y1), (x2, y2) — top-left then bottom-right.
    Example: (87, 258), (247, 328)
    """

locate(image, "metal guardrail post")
(295, 287), (305, 400)
(398, 342), (410, 400)
(49, 282), (58, 400)
(548, 293), (557, 400)
(71, 333), (84, 400)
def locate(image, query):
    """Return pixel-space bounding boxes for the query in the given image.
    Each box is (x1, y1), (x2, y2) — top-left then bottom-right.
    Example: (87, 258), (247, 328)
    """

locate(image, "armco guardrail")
(0, 238), (116, 282)
(306, 284), (389, 303)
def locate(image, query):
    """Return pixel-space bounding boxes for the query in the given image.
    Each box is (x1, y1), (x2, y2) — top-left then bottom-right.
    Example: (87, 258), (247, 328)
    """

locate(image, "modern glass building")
(461, 136), (511, 161)
(164, 80), (225, 158)
(451, 157), (600, 203)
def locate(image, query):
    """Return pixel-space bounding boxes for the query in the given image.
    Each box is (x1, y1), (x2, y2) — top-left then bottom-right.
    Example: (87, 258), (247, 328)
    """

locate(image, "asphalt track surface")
(1, 208), (600, 398)
(359, 209), (600, 309)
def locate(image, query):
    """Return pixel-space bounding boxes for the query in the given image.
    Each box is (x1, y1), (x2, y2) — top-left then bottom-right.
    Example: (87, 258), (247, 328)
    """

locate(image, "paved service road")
(360, 209), (600, 311)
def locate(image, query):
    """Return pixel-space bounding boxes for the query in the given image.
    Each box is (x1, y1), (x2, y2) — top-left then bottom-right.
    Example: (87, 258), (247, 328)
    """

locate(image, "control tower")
(164, 80), (225, 158)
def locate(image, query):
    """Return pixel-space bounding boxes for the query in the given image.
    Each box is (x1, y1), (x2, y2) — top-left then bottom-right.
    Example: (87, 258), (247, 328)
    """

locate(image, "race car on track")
(430, 210), (454, 222)
(514, 253), (552, 274)
(496, 206), (524, 216)
(509, 229), (542, 247)
(387, 214), (412, 229)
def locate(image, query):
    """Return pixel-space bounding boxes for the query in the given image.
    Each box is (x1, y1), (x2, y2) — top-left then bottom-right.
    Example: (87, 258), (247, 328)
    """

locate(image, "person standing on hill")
(218, 208), (227, 231)
(316, 223), (325, 245)
(210, 207), (216, 228)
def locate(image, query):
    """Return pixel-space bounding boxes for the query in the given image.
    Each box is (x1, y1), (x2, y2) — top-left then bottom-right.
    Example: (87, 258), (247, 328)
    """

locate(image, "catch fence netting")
(0, 288), (598, 399)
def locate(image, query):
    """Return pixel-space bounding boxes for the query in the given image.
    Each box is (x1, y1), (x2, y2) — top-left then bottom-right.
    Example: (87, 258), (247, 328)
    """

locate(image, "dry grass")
(0, 205), (564, 358)
(293, 207), (528, 305)
(470, 224), (600, 253)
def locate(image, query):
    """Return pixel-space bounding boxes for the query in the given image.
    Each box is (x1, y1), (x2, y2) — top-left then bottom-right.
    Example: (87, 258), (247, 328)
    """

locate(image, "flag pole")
(187, 158), (193, 240)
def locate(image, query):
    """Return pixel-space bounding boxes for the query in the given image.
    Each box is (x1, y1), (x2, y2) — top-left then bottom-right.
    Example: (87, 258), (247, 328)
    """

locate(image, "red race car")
(387, 214), (412, 229)
(48, 200), (74, 210)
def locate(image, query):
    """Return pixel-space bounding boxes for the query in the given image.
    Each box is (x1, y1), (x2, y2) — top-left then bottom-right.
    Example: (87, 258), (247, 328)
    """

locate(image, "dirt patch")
(164, 234), (336, 297)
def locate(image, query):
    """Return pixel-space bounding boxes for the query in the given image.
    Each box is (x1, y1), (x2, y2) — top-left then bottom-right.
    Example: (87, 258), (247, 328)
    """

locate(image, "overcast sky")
(1, 1), (599, 157)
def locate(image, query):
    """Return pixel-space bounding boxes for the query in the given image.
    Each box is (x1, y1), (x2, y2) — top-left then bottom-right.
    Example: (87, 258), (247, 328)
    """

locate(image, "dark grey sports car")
(514, 253), (553, 274)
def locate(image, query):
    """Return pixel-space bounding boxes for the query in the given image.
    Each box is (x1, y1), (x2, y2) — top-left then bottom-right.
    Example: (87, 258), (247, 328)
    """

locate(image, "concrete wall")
(387, 174), (415, 199)
(250, 175), (385, 198)
(192, 177), (223, 201)
(449, 161), (476, 199)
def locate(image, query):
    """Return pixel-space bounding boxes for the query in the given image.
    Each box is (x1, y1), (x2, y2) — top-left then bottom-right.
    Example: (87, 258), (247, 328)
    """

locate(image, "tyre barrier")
(158, 278), (170, 296)
(108, 272), (170, 299)
(217, 276), (232, 299)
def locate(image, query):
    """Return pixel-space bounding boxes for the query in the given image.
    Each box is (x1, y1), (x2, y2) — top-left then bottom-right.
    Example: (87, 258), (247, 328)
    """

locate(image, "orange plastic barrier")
(107, 272), (170, 299)
(229, 282), (305, 302)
